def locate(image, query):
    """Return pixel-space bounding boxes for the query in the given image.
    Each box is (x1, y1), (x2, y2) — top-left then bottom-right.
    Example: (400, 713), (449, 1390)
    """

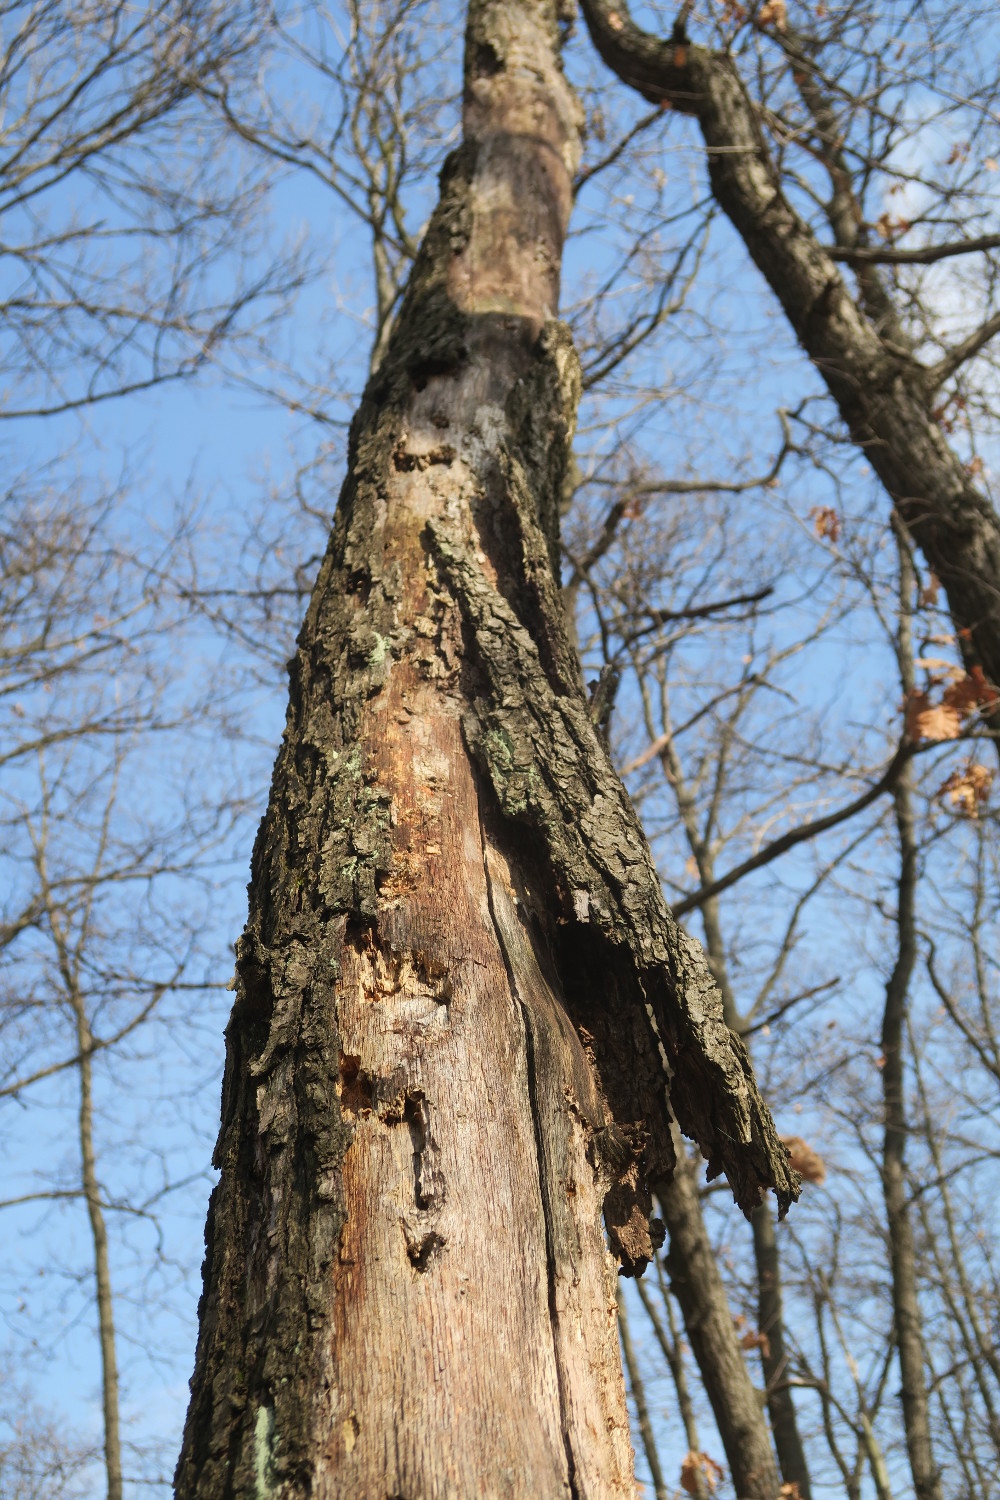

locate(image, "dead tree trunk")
(578, 0), (1000, 749)
(175, 3), (795, 1494)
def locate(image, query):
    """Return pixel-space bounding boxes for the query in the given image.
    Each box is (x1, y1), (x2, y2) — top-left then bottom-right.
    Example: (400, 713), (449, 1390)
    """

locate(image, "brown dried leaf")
(970, 665), (1000, 710)
(739, 1327), (772, 1357)
(809, 505), (840, 542)
(680, 1452), (725, 1495)
(780, 1134), (827, 1185)
(942, 674), (981, 717)
(938, 760), (992, 818)
(941, 666), (1000, 720)
(875, 211), (911, 240)
(919, 571), (940, 606)
(779, 1487), (804, 1500)
(913, 656), (963, 678)
(758, 0), (787, 27)
(904, 688), (962, 742)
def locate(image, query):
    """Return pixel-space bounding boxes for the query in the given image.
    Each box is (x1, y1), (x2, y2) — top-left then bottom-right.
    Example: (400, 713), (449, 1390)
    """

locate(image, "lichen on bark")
(176, 2), (796, 1494)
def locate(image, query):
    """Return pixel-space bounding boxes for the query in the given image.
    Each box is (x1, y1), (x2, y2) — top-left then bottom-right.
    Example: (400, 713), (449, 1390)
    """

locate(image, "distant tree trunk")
(752, 1202), (812, 1500)
(175, 3), (794, 1494)
(881, 529), (943, 1500)
(36, 841), (123, 1500)
(76, 1002), (123, 1500)
(579, 0), (1000, 751)
(660, 1133), (782, 1500)
(650, 728), (807, 1499)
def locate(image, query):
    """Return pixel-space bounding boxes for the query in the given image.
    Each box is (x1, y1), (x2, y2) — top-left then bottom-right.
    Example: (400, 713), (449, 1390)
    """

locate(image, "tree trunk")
(752, 1201), (812, 1500)
(578, 0), (1000, 747)
(37, 841), (123, 1500)
(880, 529), (943, 1500)
(76, 1005), (123, 1500)
(175, 3), (795, 1494)
(652, 727), (808, 1499)
(660, 1128), (781, 1500)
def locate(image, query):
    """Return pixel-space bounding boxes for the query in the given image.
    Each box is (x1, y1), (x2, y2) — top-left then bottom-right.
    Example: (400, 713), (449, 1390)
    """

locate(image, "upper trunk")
(176, 4), (795, 1495)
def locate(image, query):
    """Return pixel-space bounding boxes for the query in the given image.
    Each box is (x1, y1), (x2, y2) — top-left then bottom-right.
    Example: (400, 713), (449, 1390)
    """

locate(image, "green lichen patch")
(253, 1406), (278, 1500)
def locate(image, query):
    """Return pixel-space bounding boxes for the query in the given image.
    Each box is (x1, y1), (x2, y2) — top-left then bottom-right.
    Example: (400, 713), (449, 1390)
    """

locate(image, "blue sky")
(3, 3), (1000, 1496)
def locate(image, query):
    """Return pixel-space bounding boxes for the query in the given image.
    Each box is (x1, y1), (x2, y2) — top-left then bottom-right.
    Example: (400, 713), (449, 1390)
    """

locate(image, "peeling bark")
(176, 3), (794, 1494)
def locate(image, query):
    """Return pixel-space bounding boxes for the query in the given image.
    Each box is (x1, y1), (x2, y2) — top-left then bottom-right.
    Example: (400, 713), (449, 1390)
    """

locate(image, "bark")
(175, 3), (794, 1494)
(578, 0), (1000, 749)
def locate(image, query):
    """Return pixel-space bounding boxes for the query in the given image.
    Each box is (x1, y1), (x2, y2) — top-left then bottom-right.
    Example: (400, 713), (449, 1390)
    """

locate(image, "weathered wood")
(175, 3), (795, 1494)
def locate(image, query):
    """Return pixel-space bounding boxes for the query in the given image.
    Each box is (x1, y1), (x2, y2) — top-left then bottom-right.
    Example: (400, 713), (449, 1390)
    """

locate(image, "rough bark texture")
(578, 0), (1000, 748)
(175, 3), (795, 1495)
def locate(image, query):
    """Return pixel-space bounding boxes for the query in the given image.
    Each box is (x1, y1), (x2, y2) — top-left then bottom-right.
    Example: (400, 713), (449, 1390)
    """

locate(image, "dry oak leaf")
(904, 688), (961, 743)
(942, 674), (982, 717)
(758, 0), (787, 28)
(938, 760), (992, 818)
(809, 505), (840, 542)
(919, 571), (940, 606)
(780, 1133), (827, 1185)
(875, 210), (912, 240)
(964, 665), (998, 711)
(779, 1487), (804, 1500)
(913, 656), (964, 679)
(680, 1451), (725, 1495)
(739, 1326), (772, 1358)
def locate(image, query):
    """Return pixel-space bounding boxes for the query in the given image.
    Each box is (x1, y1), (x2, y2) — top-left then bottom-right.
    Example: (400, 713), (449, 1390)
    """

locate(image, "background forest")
(2, 1), (999, 1496)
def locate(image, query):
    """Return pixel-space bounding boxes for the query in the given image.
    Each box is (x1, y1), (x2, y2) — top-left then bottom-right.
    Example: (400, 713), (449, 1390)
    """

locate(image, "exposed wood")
(175, 2), (795, 1493)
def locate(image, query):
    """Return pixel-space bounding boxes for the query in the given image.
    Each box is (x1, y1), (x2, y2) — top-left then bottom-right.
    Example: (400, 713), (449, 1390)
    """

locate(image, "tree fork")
(175, 3), (794, 1495)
